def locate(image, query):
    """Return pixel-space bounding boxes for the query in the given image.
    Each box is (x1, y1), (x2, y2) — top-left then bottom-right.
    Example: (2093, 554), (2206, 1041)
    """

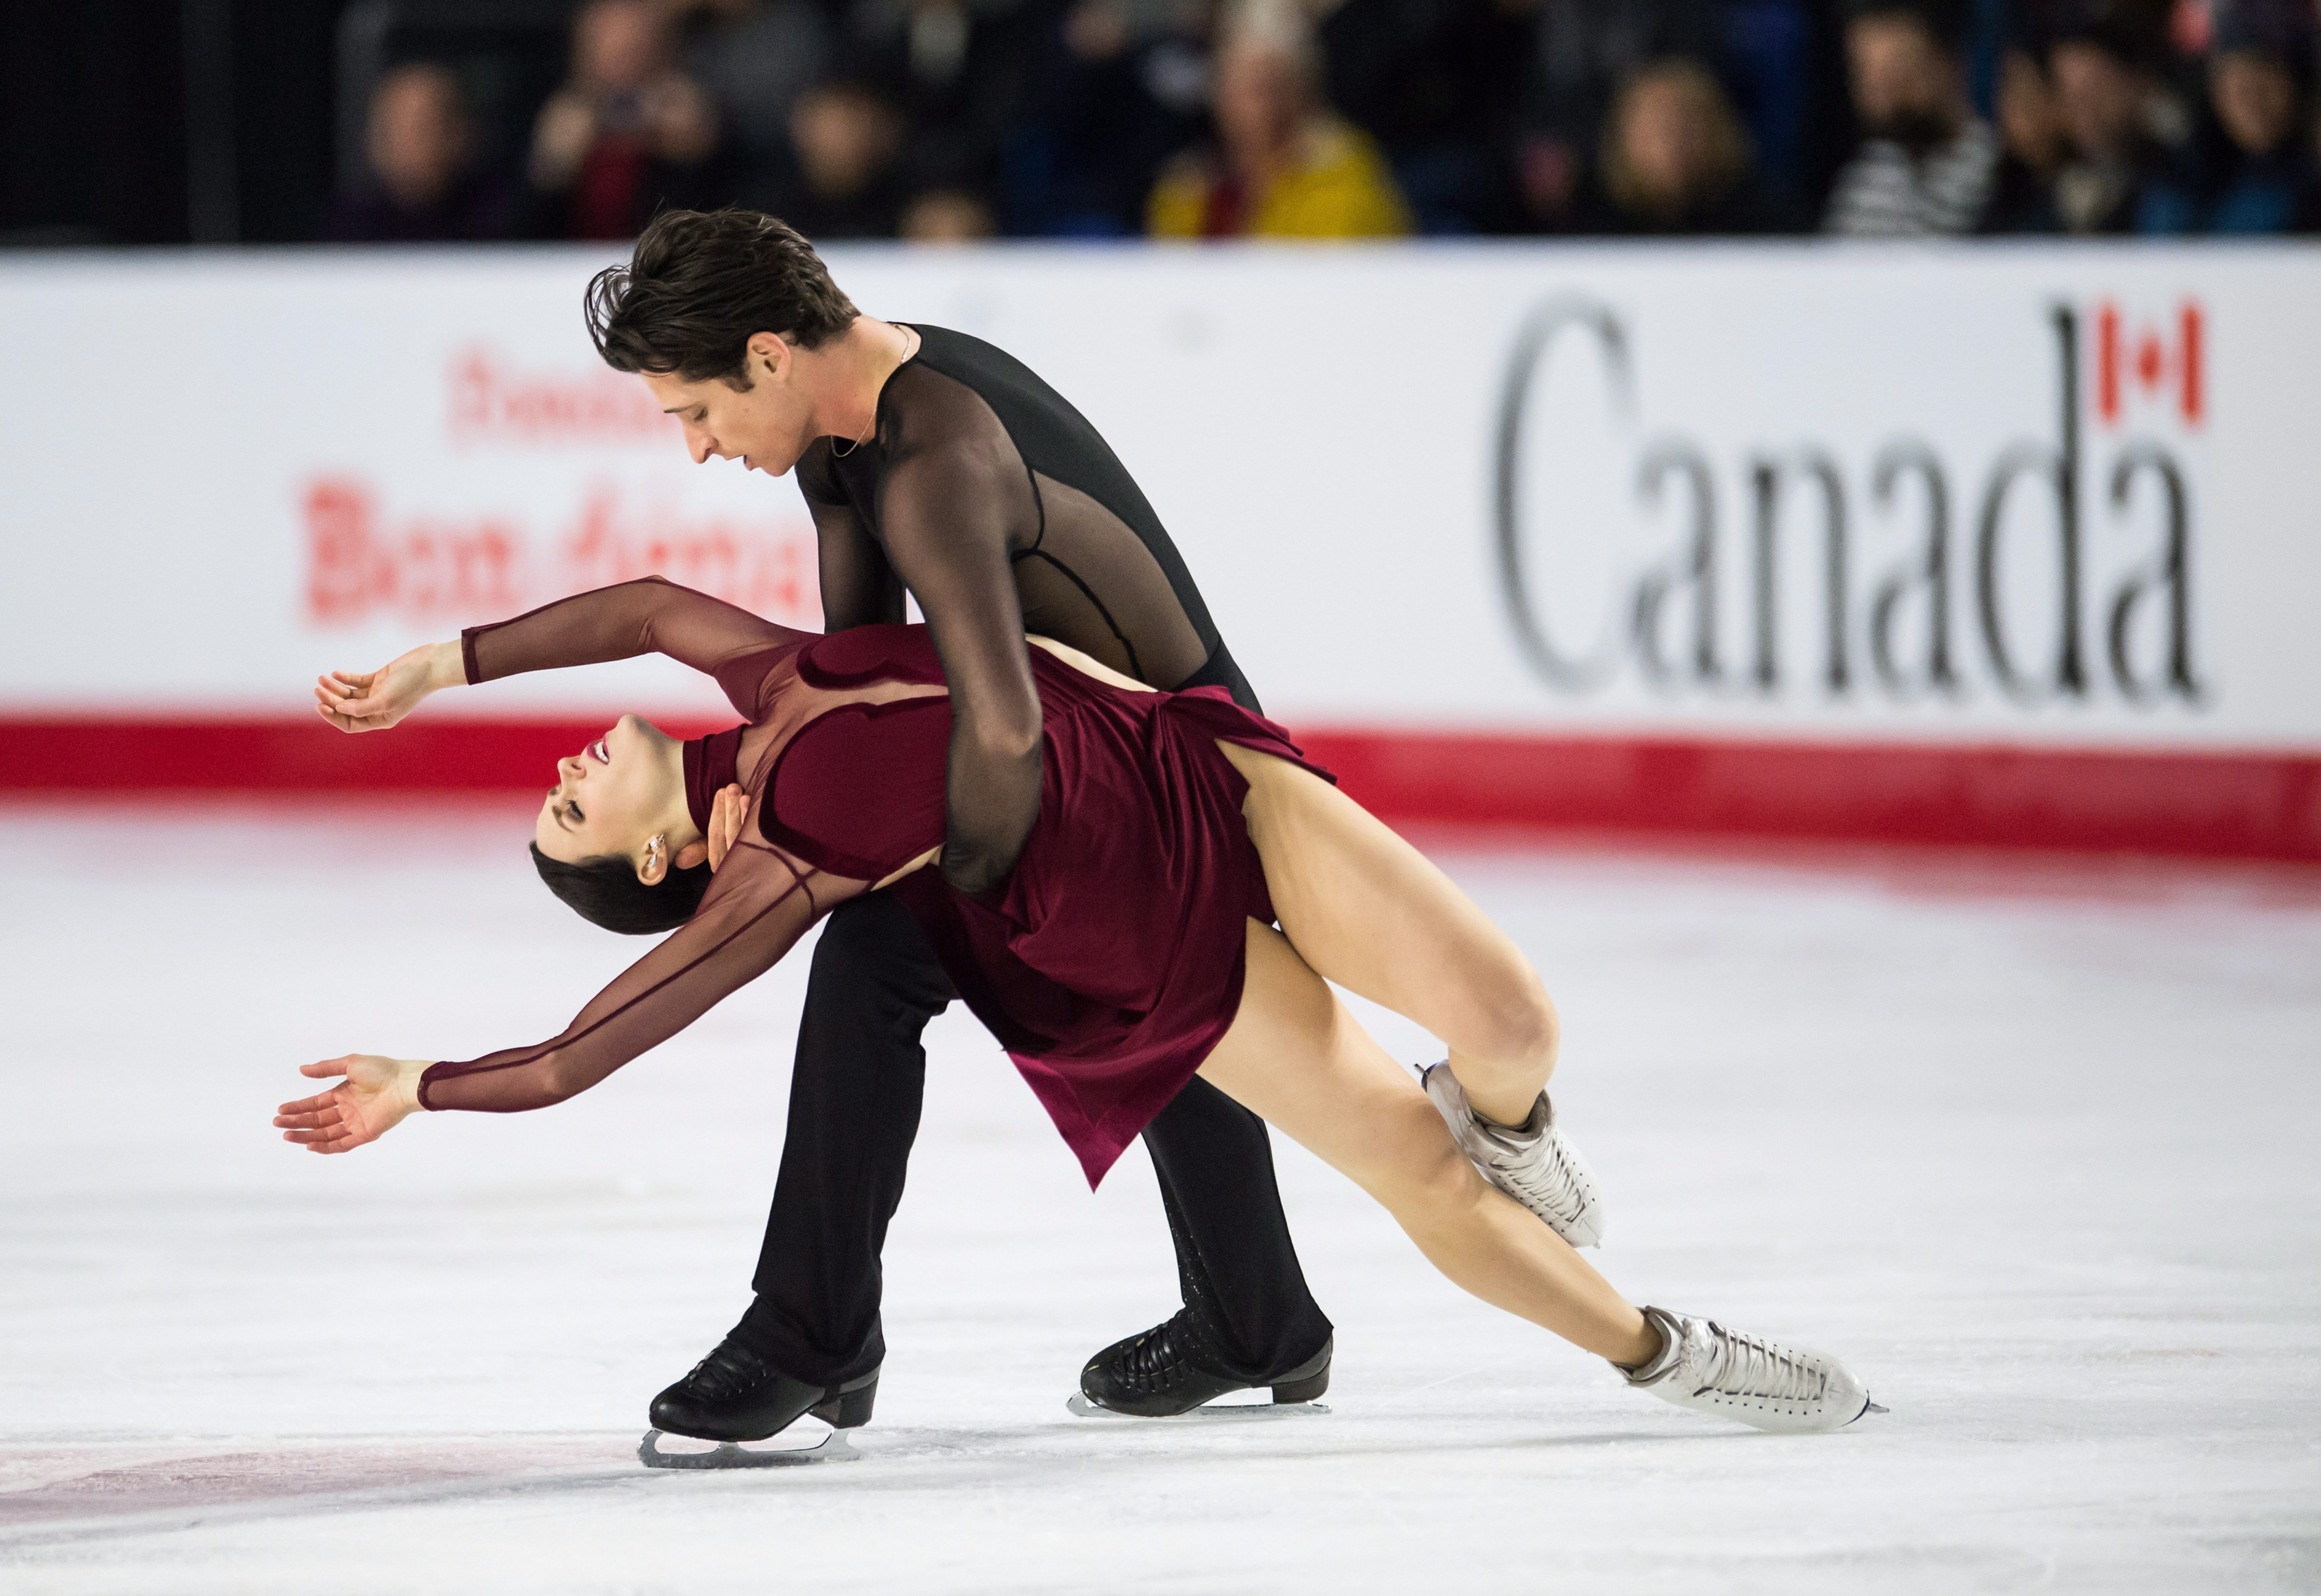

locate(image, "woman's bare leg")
(1219, 743), (1556, 1128)
(1202, 918), (1656, 1365)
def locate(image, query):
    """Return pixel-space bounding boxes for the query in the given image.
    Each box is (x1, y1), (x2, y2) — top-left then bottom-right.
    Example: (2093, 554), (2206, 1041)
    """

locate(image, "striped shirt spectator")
(1824, 0), (1997, 236)
(1825, 117), (2000, 234)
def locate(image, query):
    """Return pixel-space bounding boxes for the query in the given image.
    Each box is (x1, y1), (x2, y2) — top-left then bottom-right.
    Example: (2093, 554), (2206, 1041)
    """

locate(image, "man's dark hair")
(584, 209), (859, 388)
(530, 842), (710, 935)
(2046, 0), (2160, 68)
(1842, 0), (1969, 50)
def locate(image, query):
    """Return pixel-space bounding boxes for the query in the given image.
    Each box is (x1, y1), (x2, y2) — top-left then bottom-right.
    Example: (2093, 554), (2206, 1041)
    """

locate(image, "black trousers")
(738, 889), (1334, 1386)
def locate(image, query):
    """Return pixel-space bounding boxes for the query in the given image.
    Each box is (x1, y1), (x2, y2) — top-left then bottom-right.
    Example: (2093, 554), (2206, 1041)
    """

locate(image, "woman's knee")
(1465, 969), (1560, 1071)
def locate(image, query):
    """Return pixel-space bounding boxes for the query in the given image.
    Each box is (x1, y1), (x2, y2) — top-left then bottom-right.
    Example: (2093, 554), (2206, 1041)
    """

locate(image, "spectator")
(1010, 0), (1213, 234)
(1716, 0), (1853, 222)
(846, 0), (1050, 203)
(2043, 2), (2179, 232)
(1511, 0), (1720, 231)
(1315, 0), (1530, 232)
(1982, 43), (2068, 229)
(331, 63), (514, 243)
(767, 75), (912, 237)
(902, 188), (1001, 240)
(1147, 0), (1414, 239)
(526, 0), (725, 240)
(2145, 0), (2317, 231)
(671, 0), (835, 192)
(1587, 57), (1781, 232)
(1825, 0), (2000, 234)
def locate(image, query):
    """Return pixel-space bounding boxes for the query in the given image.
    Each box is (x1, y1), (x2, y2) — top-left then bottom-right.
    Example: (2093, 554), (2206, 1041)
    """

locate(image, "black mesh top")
(795, 323), (1254, 897)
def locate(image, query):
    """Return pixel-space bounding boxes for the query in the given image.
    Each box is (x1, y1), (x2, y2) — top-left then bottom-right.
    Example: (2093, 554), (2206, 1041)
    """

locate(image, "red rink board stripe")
(4, 717), (2316, 861)
(1294, 728), (2321, 861)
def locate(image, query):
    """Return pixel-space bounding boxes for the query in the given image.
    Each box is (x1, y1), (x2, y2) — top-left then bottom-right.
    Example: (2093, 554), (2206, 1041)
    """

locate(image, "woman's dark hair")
(584, 209), (860, 388)
(530, 843), (711, 935)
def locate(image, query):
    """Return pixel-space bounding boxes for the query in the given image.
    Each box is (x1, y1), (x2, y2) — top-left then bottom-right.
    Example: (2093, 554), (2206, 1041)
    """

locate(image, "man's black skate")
(639, 1335), (877, 1468)
(1070, 1311), (1331, 1419)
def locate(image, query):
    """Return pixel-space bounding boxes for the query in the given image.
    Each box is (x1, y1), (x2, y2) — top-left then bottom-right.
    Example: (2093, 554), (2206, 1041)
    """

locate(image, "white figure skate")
(1420, 1062), (1604, 1247)
(1621, 1306), (1884, 1434)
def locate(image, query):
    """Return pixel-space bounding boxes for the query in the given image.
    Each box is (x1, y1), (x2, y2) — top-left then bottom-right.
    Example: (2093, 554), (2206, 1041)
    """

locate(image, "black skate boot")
(1071, 1311), (1332, 1420)
(639, 1336), (878, 1469)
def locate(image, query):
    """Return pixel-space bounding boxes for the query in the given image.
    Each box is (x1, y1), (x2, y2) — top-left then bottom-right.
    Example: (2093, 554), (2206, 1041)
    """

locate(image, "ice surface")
(3, 801), (2318, 1594)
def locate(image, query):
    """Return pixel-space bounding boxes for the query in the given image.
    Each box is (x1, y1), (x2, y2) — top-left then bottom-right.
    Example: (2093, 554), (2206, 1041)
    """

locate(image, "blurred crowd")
(330, 0), (2321, 243)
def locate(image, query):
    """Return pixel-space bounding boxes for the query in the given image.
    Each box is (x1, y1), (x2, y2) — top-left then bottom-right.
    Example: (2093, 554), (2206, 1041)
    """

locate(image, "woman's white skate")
(1621, 1306), (1886, 1434)
(1421, 1062), (1605, 1247)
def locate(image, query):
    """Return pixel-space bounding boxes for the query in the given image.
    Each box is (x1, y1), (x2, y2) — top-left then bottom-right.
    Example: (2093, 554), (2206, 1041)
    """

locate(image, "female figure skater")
(284, 576), (1878, 1440)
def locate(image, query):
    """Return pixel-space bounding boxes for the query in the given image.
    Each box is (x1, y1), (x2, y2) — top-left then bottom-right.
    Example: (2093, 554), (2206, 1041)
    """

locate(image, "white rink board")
(2, 244), (2318, 747)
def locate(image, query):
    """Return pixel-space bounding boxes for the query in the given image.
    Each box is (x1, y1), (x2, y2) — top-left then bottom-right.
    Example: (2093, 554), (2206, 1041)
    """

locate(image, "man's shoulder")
(907, 323), (1046, 389)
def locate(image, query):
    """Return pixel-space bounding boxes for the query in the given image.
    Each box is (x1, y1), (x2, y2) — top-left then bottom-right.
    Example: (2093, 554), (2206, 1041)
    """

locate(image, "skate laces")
(1114, 1312), (1215, 1392)
(1476, 1111), (1583, 1222)
(1695, 1322), (1827, 1404)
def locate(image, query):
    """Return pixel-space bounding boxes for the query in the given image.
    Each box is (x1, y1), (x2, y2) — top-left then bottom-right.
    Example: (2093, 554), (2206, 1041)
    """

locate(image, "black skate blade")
(638, 1426), (863, 1469)
(1065, 1393), (1330, 1422)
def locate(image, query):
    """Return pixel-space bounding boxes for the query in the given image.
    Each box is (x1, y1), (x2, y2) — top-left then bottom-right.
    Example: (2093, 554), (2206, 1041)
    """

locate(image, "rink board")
(3, 243), (2317, 853)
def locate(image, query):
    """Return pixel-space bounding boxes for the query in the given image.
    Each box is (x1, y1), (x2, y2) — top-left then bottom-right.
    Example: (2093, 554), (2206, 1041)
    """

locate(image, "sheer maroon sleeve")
(461, 576), (802, 697)
(876, 412), (1044, 899)
(418, 833), (864, 1113)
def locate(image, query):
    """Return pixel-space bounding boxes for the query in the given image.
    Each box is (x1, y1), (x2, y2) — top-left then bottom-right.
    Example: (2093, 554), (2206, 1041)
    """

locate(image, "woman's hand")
(275, 1056), (429, 1154)
(314, 641), (462, 733)
(705, 783), (750, 871)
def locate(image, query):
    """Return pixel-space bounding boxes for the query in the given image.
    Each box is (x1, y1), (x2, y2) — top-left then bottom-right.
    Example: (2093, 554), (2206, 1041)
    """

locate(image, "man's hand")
(705, 783), (749, 872)
(314, 641), (462, 733)
(274, 1056), (429, 1154)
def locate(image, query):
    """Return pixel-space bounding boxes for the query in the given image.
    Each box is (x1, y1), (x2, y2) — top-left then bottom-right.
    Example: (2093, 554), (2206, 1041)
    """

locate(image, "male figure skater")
(586, 209), (1335, 1442)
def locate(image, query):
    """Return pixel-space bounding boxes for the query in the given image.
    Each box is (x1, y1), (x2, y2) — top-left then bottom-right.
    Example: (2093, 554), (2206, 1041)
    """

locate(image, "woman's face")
(2211, 52), (2298, 157)
(2050, 42), (2145, 161)
(1621, 76), (1711, 206)
(1998, 50), (2063, 169)
(534, 713), (677, 868)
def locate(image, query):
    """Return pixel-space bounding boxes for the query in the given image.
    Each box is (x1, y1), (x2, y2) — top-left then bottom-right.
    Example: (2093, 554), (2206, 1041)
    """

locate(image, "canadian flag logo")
(2094, 300), (2203, 429)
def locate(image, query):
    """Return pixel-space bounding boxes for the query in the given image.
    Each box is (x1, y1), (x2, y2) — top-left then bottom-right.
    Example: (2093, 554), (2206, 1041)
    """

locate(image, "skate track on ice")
(3, 802), (2317, 1594)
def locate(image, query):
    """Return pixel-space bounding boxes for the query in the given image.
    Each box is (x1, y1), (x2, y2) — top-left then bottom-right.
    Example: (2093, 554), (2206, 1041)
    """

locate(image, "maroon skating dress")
(417, 578), (1334, 1186)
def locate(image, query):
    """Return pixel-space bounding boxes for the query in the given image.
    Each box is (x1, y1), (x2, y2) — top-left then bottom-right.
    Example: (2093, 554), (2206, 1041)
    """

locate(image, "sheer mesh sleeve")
(461, 576), (801, 701)
(809, 500), (906, 631)
(418, 832), (865, 1113)
(875, 398), (1045, 899)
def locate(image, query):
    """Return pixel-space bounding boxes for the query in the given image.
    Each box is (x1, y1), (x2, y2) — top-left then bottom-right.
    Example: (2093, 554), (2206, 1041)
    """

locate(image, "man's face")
(1847, 15), (1959, 145)
(2211, 51), (2298, 157)
(2051, 41), (2146, 161)
(369, 66), (468, 209)
(1215, 43), (1306, 162)
(644, 339), (818, 477)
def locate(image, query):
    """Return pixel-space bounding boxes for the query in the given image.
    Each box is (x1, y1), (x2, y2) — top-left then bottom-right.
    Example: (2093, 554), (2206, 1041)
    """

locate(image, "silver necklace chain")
(831, 326), (918, 458)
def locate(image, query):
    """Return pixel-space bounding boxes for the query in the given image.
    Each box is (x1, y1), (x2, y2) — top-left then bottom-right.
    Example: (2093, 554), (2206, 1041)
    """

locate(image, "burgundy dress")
(417, 578), (1334, 1186)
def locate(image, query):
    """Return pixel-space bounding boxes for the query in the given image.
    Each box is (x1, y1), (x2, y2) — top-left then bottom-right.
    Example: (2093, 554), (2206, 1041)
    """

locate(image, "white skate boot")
(1620, 1306), (1882, 1434)
(1421, 1062), (1604, 1247)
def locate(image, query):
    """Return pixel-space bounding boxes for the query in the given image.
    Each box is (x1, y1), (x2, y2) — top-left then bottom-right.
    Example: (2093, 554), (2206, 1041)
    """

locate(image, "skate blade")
(1065, 1393), (1330, 1422)
(638, 1426), (863, 1469)
(1865, 1402), (1890, 1415)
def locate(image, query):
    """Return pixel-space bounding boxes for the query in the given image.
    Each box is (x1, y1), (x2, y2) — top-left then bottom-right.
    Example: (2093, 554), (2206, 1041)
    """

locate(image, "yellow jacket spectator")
(1146, 0), (1413, 240)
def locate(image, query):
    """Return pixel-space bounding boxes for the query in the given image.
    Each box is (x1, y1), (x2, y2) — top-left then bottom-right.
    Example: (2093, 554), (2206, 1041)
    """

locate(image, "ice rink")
(3, 800), (2317, 1594)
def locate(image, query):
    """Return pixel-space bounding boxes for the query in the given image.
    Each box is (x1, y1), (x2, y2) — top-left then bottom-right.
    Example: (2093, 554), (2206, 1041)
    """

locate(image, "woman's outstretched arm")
(276, 838), (874, 1152)
(314, 578), (802, 732)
